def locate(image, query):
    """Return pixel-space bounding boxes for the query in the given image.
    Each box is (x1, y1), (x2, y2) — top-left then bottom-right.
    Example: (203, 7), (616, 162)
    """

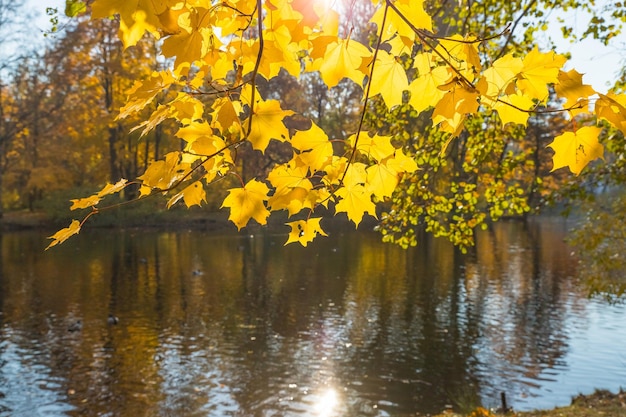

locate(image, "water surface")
(0, 219), (625, 416)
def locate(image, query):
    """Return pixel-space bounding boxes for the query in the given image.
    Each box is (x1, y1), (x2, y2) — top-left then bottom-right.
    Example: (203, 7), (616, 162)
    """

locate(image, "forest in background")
(1, 0), (626, 296)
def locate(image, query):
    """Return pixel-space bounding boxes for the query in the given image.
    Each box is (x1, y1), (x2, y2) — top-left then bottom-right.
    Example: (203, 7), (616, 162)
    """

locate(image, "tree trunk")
(0, 173), (4, 218)
(108, 124), (120, 182)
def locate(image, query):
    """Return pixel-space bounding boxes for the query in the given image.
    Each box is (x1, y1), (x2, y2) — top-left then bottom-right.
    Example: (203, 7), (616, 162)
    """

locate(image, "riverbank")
(430, 389), (626, 416)
(0, 208), (237, 232)
(515, 389), (626, 417)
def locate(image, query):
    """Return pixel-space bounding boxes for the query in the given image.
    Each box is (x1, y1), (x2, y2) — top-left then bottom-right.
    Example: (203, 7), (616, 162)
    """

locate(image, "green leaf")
(65, 0), (86, 17)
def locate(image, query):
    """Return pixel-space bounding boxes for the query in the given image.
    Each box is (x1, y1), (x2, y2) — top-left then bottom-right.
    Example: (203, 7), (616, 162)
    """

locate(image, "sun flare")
(315, 388), (339, 417)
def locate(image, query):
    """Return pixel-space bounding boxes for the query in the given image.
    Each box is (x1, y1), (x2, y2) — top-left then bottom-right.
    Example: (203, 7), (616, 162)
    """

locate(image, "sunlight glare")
(315, 387), (339, 417)
(316, 0), (342, 13)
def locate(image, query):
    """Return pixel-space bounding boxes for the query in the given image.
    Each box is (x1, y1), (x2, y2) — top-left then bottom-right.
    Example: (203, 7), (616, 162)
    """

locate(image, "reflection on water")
(0, 219), (625, 416)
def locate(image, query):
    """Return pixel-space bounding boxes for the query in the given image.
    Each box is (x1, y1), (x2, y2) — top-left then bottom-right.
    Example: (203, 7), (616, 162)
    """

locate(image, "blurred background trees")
(1, 0), (624, 293)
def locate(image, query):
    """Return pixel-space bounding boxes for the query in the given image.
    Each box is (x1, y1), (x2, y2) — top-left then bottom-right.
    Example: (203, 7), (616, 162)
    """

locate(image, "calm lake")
(0, 218), (625, 416)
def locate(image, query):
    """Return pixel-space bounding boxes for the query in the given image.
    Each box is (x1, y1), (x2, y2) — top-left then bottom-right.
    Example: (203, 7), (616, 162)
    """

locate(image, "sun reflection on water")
(314, 387), (339, 417)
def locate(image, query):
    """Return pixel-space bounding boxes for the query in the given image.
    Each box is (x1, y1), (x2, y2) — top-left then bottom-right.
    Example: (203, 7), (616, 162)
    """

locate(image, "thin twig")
(339, 1), (390, 185)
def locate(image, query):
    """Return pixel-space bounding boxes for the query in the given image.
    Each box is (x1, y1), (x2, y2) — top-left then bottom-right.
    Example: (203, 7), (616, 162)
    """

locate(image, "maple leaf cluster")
(48, 0), (626, 249)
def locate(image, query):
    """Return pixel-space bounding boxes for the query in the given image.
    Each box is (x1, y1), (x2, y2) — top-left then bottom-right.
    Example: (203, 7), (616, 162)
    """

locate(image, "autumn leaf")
(139, 152), (189, 190)
(46, 220), (81, 250)
(221, 179), (271, 229)
(118, 71), (176, 120)
(436, 35), (481, 80)
(267, 158), (313, 215)
(595, 93), (626, 136)
(322, 156), (349, 186)
(371, 0), (432, 41)
(492, 93), (536, 126)
(408, 65), (451, 112)
(368, 50), (409, 109)
(166, 180), (207, 209)
(482, 54), (523, 98)
(432, 86), (479, 135)
(176, 121), (214, 144)
(97, 179), (129, 197)
(318, 38), (371, 88)
(91, 0), (163, 48)
(548, 126), (604, 175)
(169, 92), (204, 125)
(68, 179), (128, 210)
(335, 183), (377, 226)
(367, 162), (399, 199)
(285, 218), (328, 247)
(247, 99), (294, 152)
(555, 69), (596, 116)
(517, 47), (567, 101)
(291, 122), (333, 171)
(349, 132), (395, 162)
(70, 195), (101, 210)
(386, 148), (418, 173)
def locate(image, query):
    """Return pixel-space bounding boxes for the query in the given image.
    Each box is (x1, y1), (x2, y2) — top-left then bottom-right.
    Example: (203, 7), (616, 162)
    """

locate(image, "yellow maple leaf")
(335, 183), (377, 226)
(595, 93), (626, 136)
(267, 158), (313, 215)
(91, 0), (163, 48)
(70, 195), (101, 210)
(386, 148), (418, 173)
(285, 217), (328, 247)
(366, 162), (398, 199)
(139, 152), (189, 190)
(97, 179), (128, 197)
(436, 34), (481, 80)
(322, 156), (349, 185)
(291, 122), (333, 171)
(547, 126), (604, 175)
(492, 93), (536, 126)
(118, 71), (176, 120)
(169, 92), (204, 125)
(187, 135), (229, 158)
(240, 34), (300, 79)
(269, 187), (311, 216)
(349, 132), (395, 162)
(212, 97), (241, 136)
(221, 179), (271, 229)
(555, 69), (596, 116)
(517, 47), (567, 101)
(318, 38), (371, 88)
(46, 220), (81, 250)
(162, 24), (211, 69)
(368, 50), (409, 109)
(482, 54), (523, 98)
(370, 0), (432, 42)
(176, 121), (214, 144)
(342, 162), (368, 187)
(167, 180), (207, 209)
(247, 99), (294, 152)
(130, 105), (171, 138)
(408, 66), (451, 112)
(432, 86), (479, 135)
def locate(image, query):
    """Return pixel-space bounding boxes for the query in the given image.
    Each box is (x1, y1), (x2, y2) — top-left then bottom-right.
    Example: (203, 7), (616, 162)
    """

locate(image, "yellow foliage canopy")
(47, 0), (626, 249)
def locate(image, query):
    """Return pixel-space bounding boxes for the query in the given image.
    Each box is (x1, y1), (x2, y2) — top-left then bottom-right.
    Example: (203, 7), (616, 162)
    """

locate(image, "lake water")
(0, 219), (625, 416)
